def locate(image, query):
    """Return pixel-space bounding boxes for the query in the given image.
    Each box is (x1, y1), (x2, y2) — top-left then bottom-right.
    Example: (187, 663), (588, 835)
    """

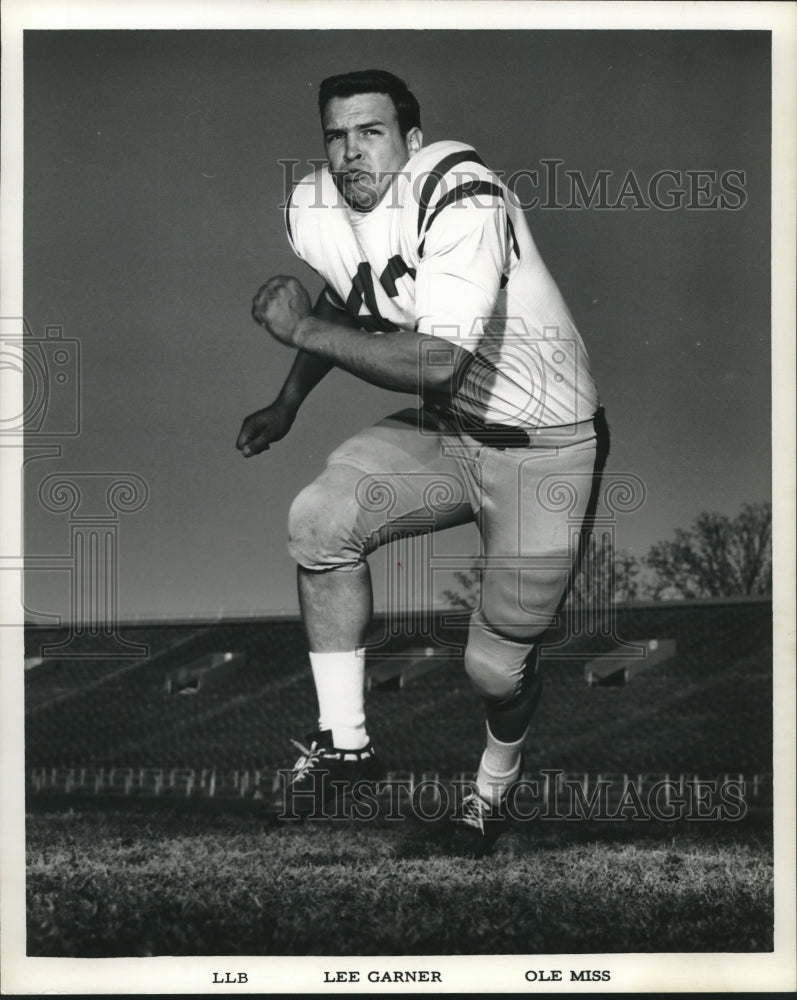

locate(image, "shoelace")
(460, 793), (487, 833)
(289, 738), (324, 781)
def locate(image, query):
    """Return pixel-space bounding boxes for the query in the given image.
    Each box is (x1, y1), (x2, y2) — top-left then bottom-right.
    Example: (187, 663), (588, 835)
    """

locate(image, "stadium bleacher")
(24, 599), (772, 801)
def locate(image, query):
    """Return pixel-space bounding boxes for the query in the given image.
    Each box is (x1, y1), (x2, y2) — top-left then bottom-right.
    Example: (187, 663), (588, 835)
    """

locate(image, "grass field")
(26, 807), (773, 957)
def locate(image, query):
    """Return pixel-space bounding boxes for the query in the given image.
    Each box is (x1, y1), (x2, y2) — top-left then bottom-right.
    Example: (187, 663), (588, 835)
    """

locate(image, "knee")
(287, 473), (365, 571)
(464, 618), (533, 702)
(464, 648), (515, 701)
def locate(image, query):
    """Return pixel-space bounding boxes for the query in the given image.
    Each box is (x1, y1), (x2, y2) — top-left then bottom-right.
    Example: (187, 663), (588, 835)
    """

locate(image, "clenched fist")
(251, 275), (312, 346)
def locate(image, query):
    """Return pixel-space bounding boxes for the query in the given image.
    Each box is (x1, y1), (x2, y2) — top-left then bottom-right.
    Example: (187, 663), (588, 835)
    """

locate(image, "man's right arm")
(236, 287), (355, 457)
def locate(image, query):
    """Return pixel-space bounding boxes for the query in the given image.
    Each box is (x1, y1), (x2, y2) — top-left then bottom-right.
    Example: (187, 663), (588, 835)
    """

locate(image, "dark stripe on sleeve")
(417, 148), (486, 237)
(506, 217), (520, 260)
(418, 180), (504, 257)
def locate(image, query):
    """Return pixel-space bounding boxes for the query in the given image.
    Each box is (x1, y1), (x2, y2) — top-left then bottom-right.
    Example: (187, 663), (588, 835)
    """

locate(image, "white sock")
(476, 723), (528, 805)
(308, 647), (368, 750)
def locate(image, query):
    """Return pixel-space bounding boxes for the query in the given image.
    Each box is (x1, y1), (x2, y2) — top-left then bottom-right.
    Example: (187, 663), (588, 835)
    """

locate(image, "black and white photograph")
(1, 0), (795, 993)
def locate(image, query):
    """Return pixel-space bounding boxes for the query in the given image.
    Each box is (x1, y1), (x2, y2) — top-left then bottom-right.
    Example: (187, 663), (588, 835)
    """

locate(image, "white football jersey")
(285, 140), (599, 429)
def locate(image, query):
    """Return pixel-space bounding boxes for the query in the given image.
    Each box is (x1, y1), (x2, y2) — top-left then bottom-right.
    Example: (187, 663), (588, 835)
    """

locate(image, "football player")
(237, 70), (607, 854)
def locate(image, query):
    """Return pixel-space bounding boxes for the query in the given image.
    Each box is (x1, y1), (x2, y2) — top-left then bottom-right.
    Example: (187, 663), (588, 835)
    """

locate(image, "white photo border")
(1, 1), (794, 994)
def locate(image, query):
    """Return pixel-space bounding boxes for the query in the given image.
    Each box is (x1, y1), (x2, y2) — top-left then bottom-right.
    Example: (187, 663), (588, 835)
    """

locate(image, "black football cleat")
(273, 729), (384, 819)
(450, 790), (508, 857)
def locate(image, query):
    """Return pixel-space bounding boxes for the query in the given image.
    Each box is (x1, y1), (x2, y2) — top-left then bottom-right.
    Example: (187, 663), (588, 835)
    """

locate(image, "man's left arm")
(252, 275), (472, 401)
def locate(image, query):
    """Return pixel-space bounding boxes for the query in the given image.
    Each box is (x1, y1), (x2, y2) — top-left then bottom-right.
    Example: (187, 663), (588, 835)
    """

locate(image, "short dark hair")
(318, 69), (421, 136)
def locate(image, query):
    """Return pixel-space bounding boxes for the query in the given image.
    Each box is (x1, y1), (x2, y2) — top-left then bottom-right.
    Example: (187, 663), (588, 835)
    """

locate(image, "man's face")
(322, 92), (422, 212)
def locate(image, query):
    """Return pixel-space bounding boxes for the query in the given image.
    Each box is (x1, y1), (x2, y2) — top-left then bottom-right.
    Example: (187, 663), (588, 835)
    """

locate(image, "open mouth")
(342, 170), (371, 183)
(334, 170), (381, 209)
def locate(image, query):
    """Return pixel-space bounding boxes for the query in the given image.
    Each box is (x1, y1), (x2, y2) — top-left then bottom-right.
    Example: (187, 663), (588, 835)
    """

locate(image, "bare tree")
(441, 568), (480, 612)
(644, 502), (772, 600)
(566, 533), (642, 609)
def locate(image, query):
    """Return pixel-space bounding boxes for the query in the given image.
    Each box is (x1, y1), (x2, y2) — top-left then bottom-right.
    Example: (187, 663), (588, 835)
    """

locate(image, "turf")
(26, 809), (773, 957)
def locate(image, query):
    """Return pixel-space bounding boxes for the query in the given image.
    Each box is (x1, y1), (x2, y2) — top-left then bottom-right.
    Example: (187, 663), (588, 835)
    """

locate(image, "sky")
(19, 28), (772, 621)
